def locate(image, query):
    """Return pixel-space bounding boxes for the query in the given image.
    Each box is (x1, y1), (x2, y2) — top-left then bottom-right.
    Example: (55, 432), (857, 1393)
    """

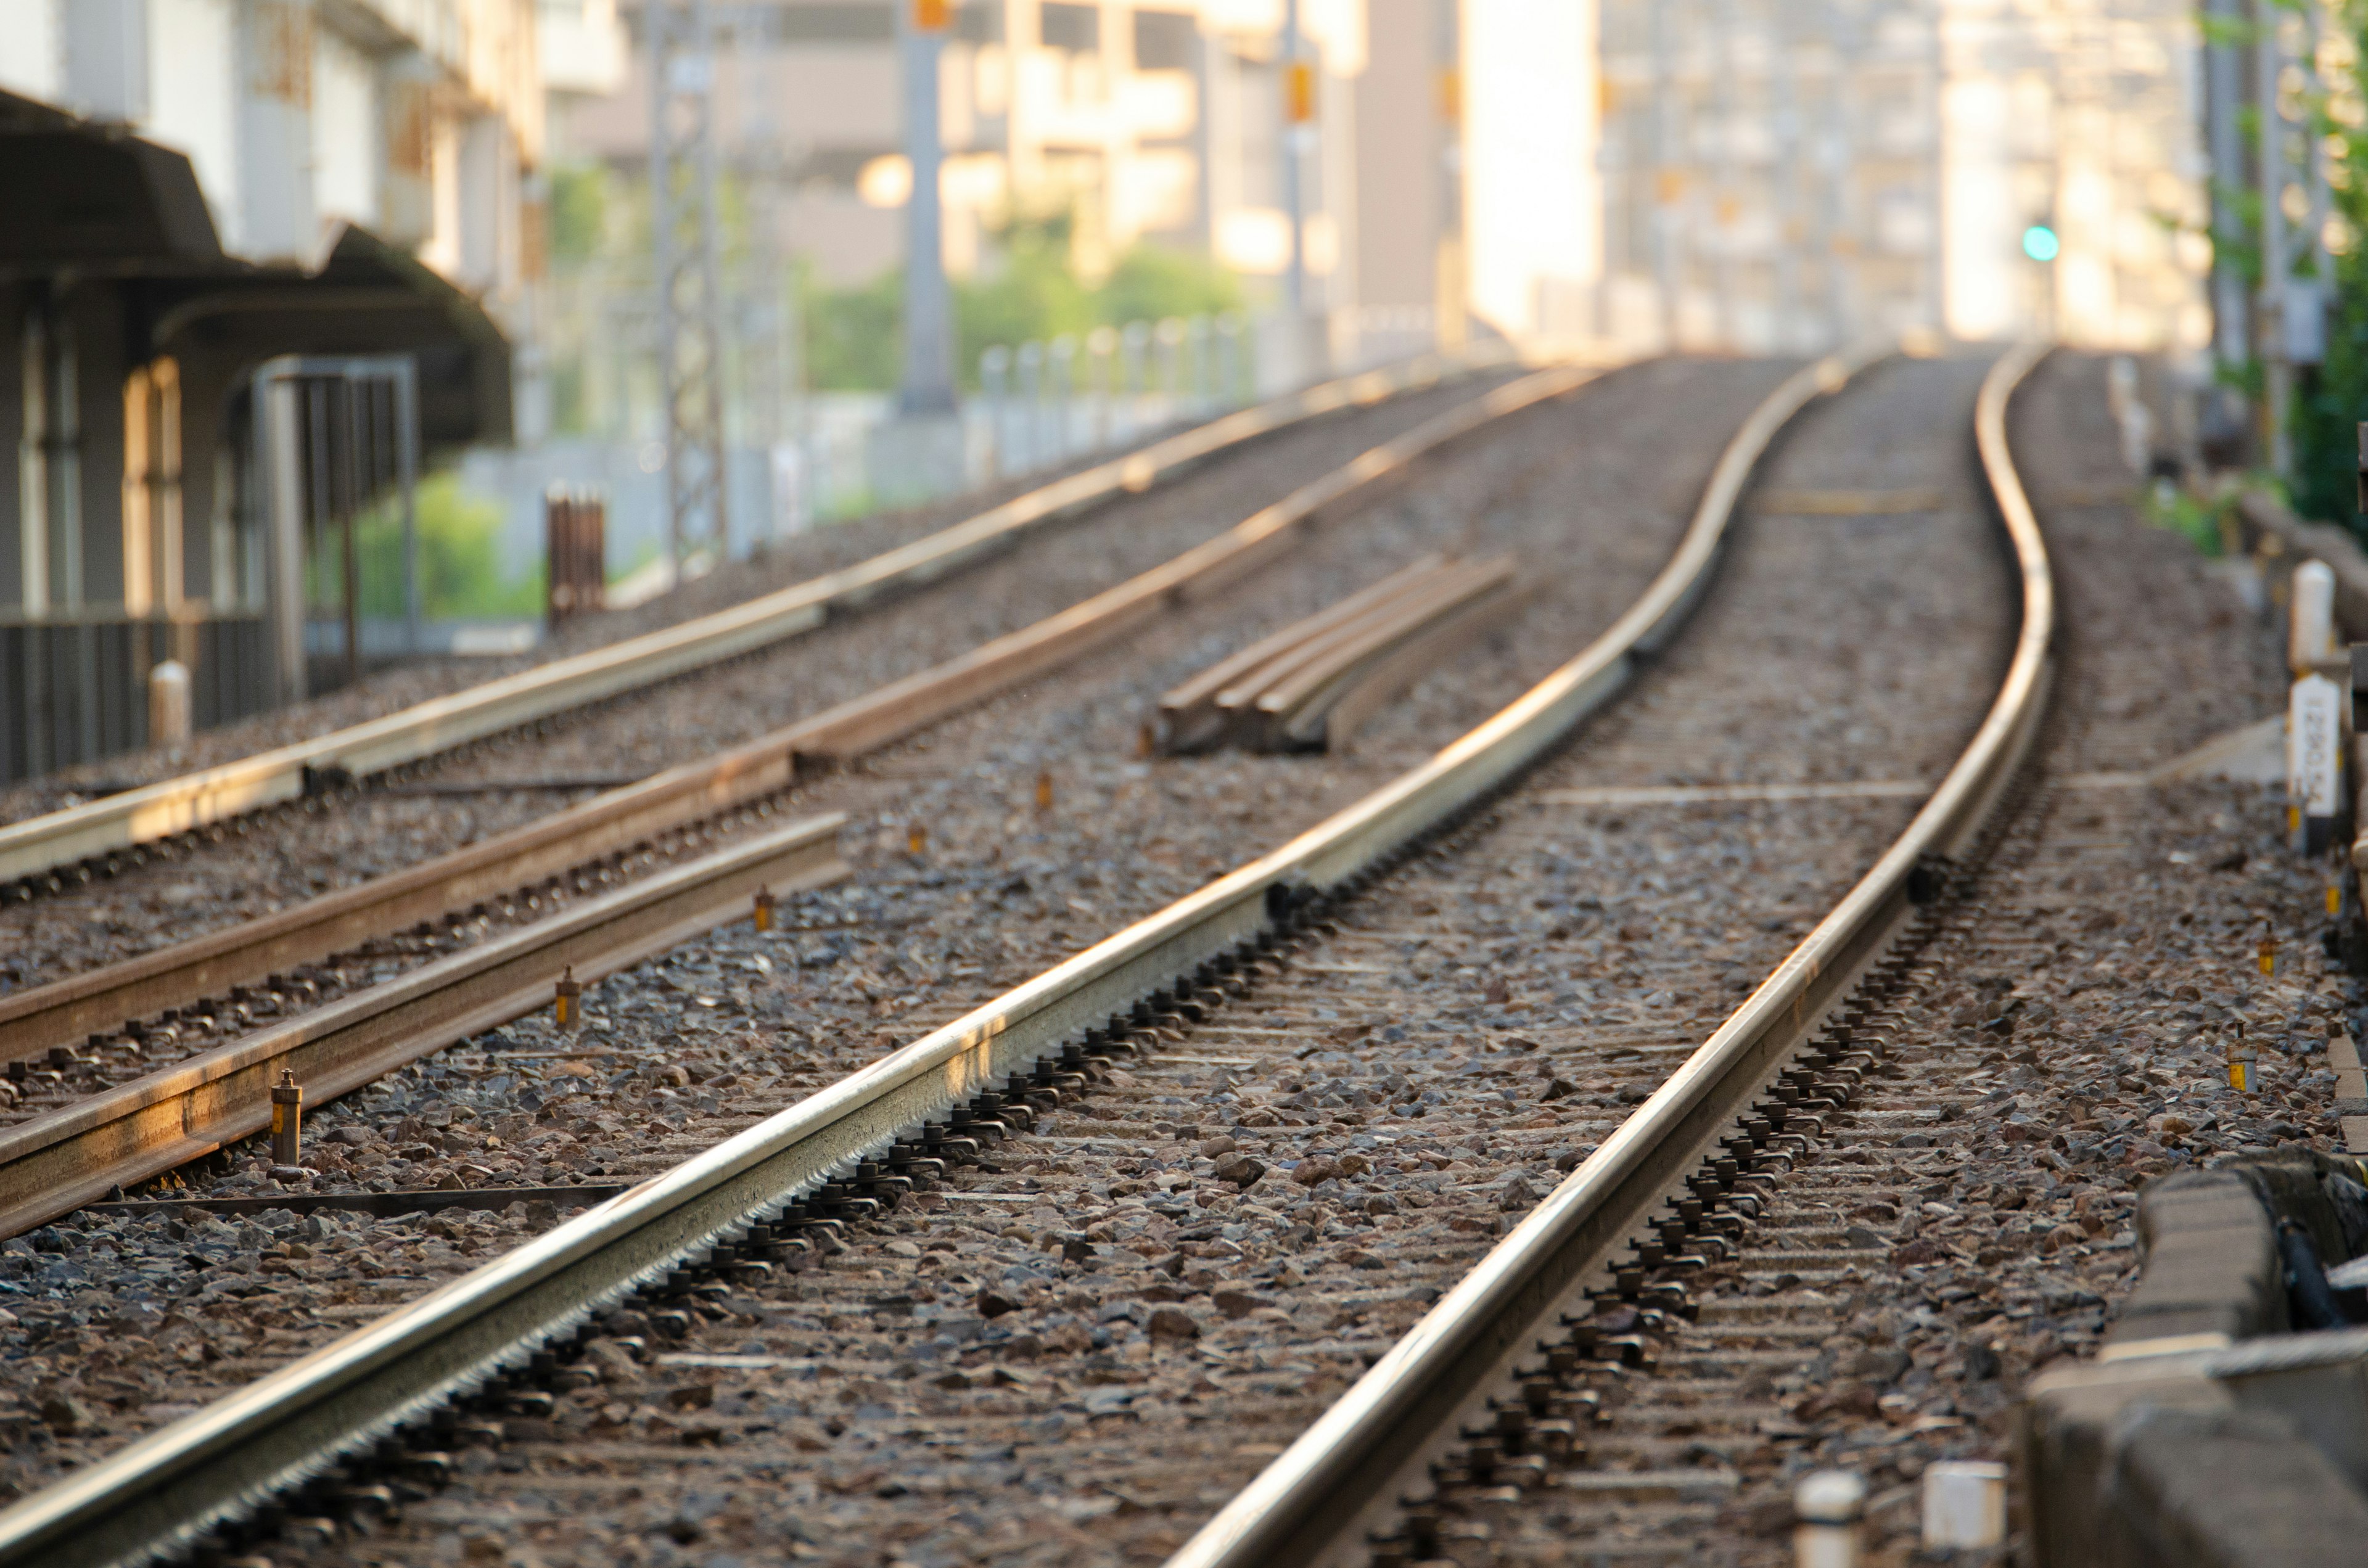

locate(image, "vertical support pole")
(257, 363), (306, 705)
(651, 0), (730, 578)
(392, 358), (421, 656)
(2204, 0), (2252, 378)
(1279, 0), (1323, 379)
(340, 372), (364, 684)
(1649, 0), (1680, 350)
(900, 0), (956, 415)
(1433, 0), (1466, 358)
(2256, 0), (2293, 475)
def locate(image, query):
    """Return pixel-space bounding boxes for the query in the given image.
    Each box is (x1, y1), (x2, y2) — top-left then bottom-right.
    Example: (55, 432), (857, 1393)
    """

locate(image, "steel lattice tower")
(649, 0), (728, 575)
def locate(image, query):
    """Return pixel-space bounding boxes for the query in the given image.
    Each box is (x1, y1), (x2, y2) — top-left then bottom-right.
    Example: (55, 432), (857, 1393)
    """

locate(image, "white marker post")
(2293, 559), (2338, 672)
(2292, 670), (2343, 853)
(147, 659), (191, 750)
(1920, 1460), (2007, 1550)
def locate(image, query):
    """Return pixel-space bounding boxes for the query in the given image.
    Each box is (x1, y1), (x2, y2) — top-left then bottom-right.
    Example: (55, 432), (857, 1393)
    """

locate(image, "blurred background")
(0, 0), (2343, 782)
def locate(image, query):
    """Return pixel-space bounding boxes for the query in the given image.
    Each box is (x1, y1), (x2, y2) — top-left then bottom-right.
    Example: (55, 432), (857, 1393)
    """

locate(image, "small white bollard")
(1793, 1469), (1865, 1568)
(2292, 559), (2338, 673)
(2290, 671), (2343, 851)
(1920, 1460), (2007, 1550)
(147, 659), (192, 749)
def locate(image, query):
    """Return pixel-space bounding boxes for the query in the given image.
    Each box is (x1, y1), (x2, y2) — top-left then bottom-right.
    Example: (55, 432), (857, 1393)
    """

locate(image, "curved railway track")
(20, 334), (2300, 1568)
(248, 348), (2045, 1568)
(0, 334), (2316, 1568)
(0, 341), (1880, 1567)
(1167, 340), (2053, 1568)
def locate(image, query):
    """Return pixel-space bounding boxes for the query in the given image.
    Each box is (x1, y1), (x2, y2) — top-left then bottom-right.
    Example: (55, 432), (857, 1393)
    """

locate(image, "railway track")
(0, 363), (1600, 1247)
(0, 335), (2308, 1568)
(0, 342), (1863, 1567)
(6, 344), (2299, 1568)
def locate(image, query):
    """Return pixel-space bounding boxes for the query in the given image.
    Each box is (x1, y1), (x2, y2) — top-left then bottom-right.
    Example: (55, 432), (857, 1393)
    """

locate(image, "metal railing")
(979, 312), (1254, 479)
(0, 612), (271, 787)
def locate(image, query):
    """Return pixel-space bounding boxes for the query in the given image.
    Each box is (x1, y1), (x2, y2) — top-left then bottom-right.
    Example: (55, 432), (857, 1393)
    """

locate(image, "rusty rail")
(0, 813), (843, 1241)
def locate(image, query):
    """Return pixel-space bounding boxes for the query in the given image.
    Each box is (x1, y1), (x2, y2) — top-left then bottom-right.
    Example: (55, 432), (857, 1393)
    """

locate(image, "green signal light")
(2022, 224), (2061, 263)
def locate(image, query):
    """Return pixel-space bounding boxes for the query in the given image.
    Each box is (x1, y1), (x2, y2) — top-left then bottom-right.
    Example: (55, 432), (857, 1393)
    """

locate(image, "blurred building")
(551, 0), (1460, 428)
(1574, 0), (2206, 355)
(0, 0), (607, 782)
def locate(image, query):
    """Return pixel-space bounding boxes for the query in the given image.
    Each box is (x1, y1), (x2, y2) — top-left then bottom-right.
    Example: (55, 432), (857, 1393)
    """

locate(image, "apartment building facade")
(1584, 0), (2207, 355)
(550, 0), (1460, 441)
(0, 0), (604, 783)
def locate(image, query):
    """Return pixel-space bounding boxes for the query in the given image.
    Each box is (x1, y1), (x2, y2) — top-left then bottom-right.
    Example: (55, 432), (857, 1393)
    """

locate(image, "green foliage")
(1095, 244), (1242, 329)
(2287, 0), (2368, 525)
(796, 203), (1244, 393)
(548, 164), (609, 269)
(801, 268), (905, 392)
(355, 474), (542, 622)
(2144, 478), (2228, 557)
(956, 209), (1096, 380)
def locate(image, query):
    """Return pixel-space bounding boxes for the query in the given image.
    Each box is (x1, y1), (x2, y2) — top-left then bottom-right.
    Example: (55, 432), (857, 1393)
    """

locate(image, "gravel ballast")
(0, 357), (1785, 1518)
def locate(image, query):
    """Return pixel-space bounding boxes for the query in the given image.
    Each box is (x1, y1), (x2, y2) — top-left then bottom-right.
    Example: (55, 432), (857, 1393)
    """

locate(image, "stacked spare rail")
(0, 347), (1878, 1567)
(1153, 554), (1526, 755)
(0, 351), (1503, 897)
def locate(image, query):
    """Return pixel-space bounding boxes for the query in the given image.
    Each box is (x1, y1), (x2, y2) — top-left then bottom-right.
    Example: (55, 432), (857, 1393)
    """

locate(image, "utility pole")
(1282, 0), (1322, 379)
(900, 0), (956, 414)
(649, 0), (729, 578)
(2200, 0), (2251, 455)
(1818, 1), (1853, 349)
(1434, 0), (1466, 357)
(1711, 0), (1739, 349)
(1648, 0), (1680, 350)
(2256, 0), (2292, 475)
(1771, 4), (1804, 353)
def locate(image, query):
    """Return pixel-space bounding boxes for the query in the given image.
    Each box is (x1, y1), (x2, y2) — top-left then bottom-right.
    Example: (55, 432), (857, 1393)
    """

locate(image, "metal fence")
(251, 355), (421, 702)
(0, 613), (270, 786)
(977, 312), (1253, 480)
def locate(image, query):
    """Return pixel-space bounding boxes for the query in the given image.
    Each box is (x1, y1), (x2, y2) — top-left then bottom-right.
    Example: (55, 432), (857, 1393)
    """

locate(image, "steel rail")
(1164, 340), (2057, 1568)
(0, 813), (845, 1242)
(0, 346), (1874, 1568)
(0, 353), (1498, 891)
(0, 366), (1594, 1070)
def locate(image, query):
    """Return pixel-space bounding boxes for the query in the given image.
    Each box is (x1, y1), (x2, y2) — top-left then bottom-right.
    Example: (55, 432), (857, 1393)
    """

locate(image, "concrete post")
(147, 659), (191, 750)
(900, 1), (956, 416)
(2295, 561), (2339, 673)
(1281, 0), (1322, 381)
